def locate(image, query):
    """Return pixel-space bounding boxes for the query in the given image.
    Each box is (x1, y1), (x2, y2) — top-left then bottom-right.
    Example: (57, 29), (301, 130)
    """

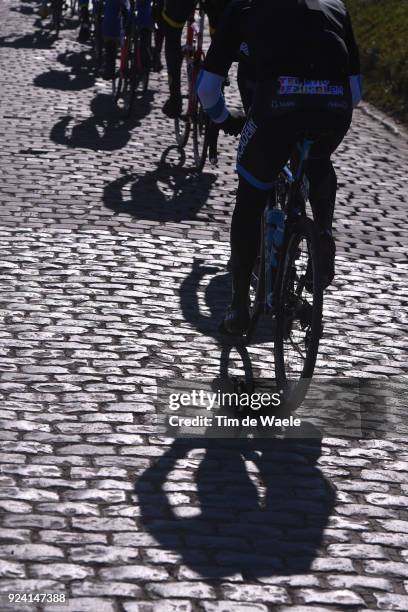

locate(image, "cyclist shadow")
(180, 259), (230, 338)
(180, 257), (276, 347)
(49, 92), (152, 152)
(34, 51), (96, 91)
(135, 427), (334, 580)
(103, 146), (216, 222)
(0, 28), (56, 49)
(11, 1), (40, 16)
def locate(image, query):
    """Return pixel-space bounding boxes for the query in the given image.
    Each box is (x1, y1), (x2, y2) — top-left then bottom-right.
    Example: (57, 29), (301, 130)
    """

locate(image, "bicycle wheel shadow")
(0, 27), (56, 49)
(179, 259), (230, 338)
(34, 50), (96, 91)
(135, 424), (334, 580)
(49, 92), (152, 151)
(103, 146), (217, 222)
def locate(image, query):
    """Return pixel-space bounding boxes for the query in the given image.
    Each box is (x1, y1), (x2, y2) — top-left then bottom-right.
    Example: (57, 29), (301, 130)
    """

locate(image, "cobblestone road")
(1, 2), (408, 611)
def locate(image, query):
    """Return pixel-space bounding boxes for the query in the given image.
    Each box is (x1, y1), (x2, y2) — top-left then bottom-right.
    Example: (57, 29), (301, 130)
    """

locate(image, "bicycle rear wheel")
(274, 216), (323, 408)
(192, 99), (210, 171)
(175, 51), (191, 148)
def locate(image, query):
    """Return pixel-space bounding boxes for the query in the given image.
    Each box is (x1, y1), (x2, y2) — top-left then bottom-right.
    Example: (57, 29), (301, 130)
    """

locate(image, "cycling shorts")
(237, 78), (353, 190)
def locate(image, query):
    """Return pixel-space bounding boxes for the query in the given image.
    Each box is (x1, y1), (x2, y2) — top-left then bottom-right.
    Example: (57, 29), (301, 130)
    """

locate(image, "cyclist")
(101, 0), (153, 80)
(198, 0), (362, 334)
(78, 0), (91, 42)
(161, 0), (232, 118)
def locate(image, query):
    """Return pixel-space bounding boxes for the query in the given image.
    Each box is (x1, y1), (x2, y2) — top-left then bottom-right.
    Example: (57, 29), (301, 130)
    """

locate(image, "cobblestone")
(0, 1), (407, 609)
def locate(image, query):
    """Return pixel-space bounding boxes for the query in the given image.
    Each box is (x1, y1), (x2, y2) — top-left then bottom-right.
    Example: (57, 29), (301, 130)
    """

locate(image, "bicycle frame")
(119, 0), (134, 76)
(184, 4), (205, 117)
(263, 138), (314, 312)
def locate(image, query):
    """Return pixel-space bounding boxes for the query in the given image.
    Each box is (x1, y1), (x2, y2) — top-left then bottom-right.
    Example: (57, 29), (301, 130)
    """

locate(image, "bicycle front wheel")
(274, 216), (323, 408)
(192, 99), (210, 171)
(174, 51), (191, 148)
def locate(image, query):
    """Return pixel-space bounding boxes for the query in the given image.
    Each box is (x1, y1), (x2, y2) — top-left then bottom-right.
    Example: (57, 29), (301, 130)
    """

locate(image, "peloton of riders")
(38, 0), (362, 336)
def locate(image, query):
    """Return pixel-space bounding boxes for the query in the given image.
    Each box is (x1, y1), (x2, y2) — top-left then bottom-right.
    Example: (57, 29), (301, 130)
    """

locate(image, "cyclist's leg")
(237, 62), (254, 115)
(224, 111), (294, 334)
(78, 0), (90, 42)
(229, 177), (267, 307)
(161, 0), (194, 117)
(304, 106), (352, 286)
(102, 0), (121, 80)
(205, 3), (225, 37)
(136, 0), (154, 70)
(152, 0), (165, 71)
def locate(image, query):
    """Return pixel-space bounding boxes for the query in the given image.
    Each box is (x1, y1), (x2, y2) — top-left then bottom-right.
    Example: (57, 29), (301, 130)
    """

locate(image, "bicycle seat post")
(295, 138), (314, 181)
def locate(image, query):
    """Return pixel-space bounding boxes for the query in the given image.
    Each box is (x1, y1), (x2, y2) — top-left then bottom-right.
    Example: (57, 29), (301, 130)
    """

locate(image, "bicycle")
(48, 0), (77, 36)
(175, 1), (211, 172)
(112, 0), (152, 117)
(245, 132), (326, 409)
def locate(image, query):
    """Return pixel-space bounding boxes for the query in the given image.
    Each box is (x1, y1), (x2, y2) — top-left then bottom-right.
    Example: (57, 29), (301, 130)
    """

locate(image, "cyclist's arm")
(345, 11), (362, 108)
(197, 2), (240, 123)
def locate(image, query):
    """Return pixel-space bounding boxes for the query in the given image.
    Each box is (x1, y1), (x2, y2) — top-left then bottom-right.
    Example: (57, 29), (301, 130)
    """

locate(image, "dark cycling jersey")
(198, 0), (361, 123)
(250, 0), (360, 79)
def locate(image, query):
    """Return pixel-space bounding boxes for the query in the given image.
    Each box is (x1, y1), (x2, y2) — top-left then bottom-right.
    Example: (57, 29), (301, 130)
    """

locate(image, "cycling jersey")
(198, 0), (361, 124)
(250, 0), (360, 79)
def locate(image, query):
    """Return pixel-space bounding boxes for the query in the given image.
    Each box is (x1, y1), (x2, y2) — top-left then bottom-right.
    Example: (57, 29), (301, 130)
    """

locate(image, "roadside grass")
(347, 0), (408, 124)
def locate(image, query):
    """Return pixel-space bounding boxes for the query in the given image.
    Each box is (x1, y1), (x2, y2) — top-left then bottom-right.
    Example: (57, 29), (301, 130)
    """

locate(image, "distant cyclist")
(198, 0), (362, 334)
(161, 0), (232, 118)
(77, 1), (154, 78)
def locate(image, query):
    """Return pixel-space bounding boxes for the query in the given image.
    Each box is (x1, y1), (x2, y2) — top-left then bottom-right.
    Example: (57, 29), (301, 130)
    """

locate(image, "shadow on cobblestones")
(34, 51), (96, 91)
(180, 259), (230, 337)
(136, 435), (335, 580)
(0, 29), (55, 49)
(49, 93), (150, 151)
(11, 2), (39, 16)
(103, 146), (216, 220)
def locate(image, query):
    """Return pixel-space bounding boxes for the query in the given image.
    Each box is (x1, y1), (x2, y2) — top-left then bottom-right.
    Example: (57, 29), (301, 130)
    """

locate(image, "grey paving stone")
(0, 2), (407, 609)
(296, 588), (364, 605)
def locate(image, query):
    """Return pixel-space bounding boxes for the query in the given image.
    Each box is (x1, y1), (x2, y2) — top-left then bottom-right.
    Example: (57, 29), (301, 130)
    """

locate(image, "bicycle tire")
(274, 216), (323, 408)
(93, 2), (104, 70)
(192, 99), (210, 172)
(175, 52), (191, 148)
(123, 30), (150, 118)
